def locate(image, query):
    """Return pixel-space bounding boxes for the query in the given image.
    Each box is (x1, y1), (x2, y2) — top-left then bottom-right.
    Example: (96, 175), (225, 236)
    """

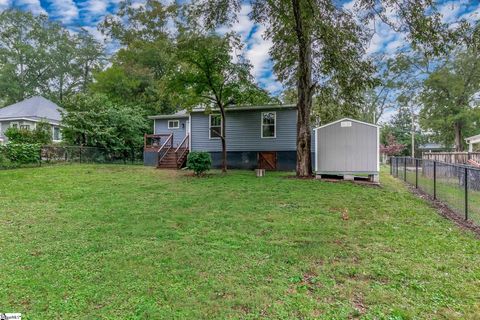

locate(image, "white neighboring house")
(466, 134), (480, 152)
(0, 96), (64, 144)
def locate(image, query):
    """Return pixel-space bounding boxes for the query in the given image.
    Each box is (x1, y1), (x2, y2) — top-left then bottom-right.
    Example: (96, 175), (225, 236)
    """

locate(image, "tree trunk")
(454, 122), (463, 152)
(292, 0), (313, 177)
(219, 105), (227, 173)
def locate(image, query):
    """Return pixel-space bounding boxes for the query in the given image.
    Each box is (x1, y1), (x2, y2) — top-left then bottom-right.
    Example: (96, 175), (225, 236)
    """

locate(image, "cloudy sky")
(2, 0), (479, 96)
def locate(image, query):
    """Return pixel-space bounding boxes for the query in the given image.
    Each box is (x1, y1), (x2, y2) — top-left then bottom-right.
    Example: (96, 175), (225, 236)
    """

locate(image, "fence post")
(465, 167), (468, 221)
(415, 159), (419, 188)
(79, 146), (82, 163)
(390, 157), (392, 175)
(433, 161), (437, 200)
(404, 157), (407, 182)
(396, 157), (399, 178)
(39, 147), (42, 167)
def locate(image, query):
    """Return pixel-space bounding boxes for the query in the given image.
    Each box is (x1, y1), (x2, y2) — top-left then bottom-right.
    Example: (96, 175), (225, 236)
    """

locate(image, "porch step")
(157, 148), (189, 169)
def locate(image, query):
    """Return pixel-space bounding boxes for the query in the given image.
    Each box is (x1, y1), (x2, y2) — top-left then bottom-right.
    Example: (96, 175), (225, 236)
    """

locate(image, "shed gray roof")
(0, 96), (64, 123)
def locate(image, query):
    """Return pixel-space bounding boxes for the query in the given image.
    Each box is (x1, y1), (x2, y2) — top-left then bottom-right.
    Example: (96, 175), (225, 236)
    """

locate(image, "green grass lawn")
(1, 165), (479, 319)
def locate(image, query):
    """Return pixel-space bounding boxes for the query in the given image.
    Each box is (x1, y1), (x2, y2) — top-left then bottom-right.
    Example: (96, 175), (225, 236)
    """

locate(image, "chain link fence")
(0, 145), (143, 170)
(391, 157), (480, 225)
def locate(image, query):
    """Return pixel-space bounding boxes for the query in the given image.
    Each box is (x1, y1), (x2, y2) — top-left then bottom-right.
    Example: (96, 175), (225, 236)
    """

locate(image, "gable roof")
(148, 109), (189, 120)
(314, 118), (380, 130)
(0, 96), (64, 123)
(148, 104), (297, 119)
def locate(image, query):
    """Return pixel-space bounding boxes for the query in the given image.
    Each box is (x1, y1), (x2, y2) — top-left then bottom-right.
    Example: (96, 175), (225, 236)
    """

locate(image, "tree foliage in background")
(420, 22), (480, 151)
(0, 10), (104, 106)
(169, 32), (274, 172)
(96, 0), (177, 115)
(188, 0), (452, 177)
(61, 94), (149, 157)
(4, 121), (52, 145)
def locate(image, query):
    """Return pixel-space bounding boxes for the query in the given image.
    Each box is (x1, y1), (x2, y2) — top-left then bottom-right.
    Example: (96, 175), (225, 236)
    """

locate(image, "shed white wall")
(315, 120), (379, 174)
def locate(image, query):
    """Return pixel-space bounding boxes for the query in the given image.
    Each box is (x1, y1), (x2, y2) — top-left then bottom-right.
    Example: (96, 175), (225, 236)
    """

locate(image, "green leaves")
(60, 94), (149, 156)
(0, 10), (104, 105)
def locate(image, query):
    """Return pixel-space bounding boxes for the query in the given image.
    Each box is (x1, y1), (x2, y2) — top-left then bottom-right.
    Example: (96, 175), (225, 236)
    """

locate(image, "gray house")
(0, 96), (64, 143)
(144, 104), (305, 170)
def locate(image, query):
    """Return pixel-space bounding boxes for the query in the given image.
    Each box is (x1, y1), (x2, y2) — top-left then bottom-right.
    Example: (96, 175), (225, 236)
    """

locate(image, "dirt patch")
(406, 184), (480, 238)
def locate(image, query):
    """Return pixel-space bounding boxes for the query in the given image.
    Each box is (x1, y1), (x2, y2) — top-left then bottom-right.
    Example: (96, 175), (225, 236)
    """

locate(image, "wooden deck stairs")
(158, 148), (189, 169)
(145, 133), (189, 169)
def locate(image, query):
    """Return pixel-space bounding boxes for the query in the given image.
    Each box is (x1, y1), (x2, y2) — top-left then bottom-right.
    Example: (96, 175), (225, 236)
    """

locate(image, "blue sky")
(2, 0), (479, 97)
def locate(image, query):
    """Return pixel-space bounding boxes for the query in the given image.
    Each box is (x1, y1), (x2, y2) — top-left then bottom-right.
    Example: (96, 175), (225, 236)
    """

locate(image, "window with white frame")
(10, 122), (19, 129)
(53, 126), (61, 141)
(20, 124), (30, 130)
(168, 120), (180, 129)
(209, 114), (222, 139)
(261, 112), (276, 138)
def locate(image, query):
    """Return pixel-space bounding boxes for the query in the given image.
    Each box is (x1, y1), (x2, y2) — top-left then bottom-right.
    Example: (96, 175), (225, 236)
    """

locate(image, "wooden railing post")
(433, 161), (437, 200)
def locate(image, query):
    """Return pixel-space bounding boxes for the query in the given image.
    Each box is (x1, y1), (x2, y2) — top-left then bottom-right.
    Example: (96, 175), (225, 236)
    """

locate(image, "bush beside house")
(187, 152), (212, 176)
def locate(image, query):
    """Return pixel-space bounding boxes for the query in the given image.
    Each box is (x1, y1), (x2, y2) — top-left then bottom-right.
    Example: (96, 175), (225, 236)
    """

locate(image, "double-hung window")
(20, 124), (30, 130)
(53, 126), (61, 141)
(168, 120), (180, 129)
(261, 112), (276, 138)
(209, 114), (222, 139)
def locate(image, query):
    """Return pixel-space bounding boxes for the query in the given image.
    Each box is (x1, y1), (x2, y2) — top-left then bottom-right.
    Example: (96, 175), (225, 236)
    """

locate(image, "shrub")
(187, 152), (212, 176)
(0, 143), (41, 164)
(4, 121), (52, 145)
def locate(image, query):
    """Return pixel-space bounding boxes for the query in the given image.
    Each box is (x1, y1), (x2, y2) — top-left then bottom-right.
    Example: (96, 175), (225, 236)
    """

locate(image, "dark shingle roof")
(0, 96), (64, 123)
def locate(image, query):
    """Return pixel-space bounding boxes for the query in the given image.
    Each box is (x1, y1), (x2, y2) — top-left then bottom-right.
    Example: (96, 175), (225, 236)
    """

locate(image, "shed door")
(258, 152), (277, 170)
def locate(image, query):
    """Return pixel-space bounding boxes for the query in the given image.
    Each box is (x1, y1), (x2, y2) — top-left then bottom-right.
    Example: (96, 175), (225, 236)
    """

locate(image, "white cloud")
(0, 0), (12, 10)
(15, 0), (47, 15)
(219, 4), (282, 95)
(46, 0), (78, 23)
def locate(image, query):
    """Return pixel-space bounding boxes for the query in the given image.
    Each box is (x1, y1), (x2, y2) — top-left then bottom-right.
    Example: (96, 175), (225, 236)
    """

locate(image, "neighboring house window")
(20, 124), (30, 130)
(261, 112), (276, 138)
(168, 120), (180, 129)
(209, 114), (222, 139)
(10, 122), (19, 129)
(53, 126), (62, 141)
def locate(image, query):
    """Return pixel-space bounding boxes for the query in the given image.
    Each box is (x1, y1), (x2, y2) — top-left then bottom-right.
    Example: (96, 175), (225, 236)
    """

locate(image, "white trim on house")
(209, 114), (222, 140)
(188, 115), (192, 151)
(315, 127), (318, 172)
(0, 117), (60, 125)
(168, 120), (180, 129)
(314, 117), (380, 130)
(261, 111), (276, 139)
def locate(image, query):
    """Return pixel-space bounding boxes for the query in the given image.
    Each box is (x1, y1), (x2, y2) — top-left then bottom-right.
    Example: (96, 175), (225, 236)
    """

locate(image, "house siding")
(191, 109), (297, 152)
(316, 120), (378, 174)
(0, 120), (38, 142)
(154, 118), (188, 147)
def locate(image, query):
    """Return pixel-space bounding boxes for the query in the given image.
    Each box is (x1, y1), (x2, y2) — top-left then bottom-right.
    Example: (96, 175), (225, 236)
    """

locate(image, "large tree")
(170, 32), (274, 172)
(188, 0), (450, 177)
(97, 0), (177, 114)
(420, 23), (480, 151)
(0, 10), (104, 105)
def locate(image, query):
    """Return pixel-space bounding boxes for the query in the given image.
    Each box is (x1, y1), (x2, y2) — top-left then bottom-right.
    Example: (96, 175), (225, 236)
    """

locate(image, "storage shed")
(314, 118), (380, 182)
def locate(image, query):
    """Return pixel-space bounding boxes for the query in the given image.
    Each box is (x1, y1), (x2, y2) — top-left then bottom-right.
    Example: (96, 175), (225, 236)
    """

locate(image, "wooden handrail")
(158, 133), (173, 164)
(175, 134), (189, 153)
(175, 134), (189, 166)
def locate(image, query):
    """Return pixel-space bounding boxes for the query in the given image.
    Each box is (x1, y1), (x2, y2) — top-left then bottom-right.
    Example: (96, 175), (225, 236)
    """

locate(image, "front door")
(258, 152), (277, 170)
